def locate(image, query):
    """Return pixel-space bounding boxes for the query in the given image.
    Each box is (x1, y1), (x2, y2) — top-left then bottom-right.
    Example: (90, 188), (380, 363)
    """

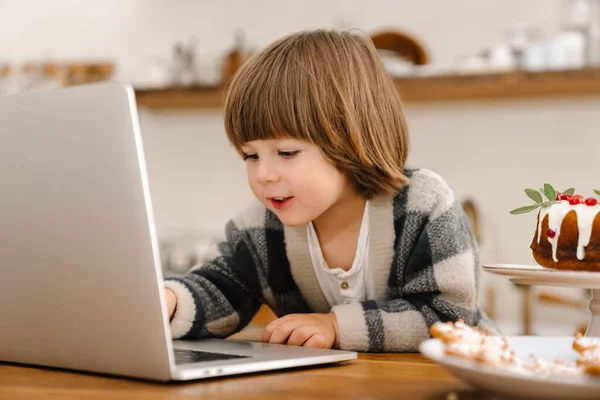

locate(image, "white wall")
(3, 0), (597, 333)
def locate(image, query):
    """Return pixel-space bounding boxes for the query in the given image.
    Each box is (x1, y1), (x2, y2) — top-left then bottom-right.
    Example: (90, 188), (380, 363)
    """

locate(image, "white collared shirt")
(307, 201), (374, 307)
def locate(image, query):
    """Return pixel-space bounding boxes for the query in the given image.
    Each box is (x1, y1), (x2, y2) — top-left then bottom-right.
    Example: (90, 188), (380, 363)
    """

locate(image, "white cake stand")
(483, 264), (600, 337)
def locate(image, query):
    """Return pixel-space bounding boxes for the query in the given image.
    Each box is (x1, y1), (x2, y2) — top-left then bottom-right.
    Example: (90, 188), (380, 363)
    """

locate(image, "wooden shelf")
(395, 67), (600, 102)
(135, 85), (224, 109)
(135, 67), (600, 109)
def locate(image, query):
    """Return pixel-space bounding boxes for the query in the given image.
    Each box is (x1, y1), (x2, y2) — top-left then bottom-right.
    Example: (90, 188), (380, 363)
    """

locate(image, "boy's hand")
(164, 288), (177, 320)
(262, 313), (339, 349)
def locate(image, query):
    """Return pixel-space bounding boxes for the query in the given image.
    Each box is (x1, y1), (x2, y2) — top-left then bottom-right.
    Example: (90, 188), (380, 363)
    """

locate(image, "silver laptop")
(0, 82), (357, 381)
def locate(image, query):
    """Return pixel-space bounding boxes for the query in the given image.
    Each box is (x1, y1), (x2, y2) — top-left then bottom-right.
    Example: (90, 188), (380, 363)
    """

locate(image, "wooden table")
(0, 329), (484, 400)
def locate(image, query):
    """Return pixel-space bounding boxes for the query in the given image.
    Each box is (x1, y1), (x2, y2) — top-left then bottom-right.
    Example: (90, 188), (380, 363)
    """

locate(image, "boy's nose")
(255, 161), (280, 184)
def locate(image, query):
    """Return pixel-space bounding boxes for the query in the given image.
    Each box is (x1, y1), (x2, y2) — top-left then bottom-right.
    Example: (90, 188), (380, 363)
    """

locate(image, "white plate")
(482, 264), (600, 289)
(420, 336), (600, 399)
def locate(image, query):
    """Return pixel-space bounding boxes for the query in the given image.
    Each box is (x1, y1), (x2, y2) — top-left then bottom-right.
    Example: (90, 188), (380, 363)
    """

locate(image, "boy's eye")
(243, 153), (258, 161)
(279, 150), (300, 159)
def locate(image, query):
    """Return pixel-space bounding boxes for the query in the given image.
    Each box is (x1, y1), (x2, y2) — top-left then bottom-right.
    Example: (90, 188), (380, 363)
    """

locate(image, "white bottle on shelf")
(560, 30), (586, 68)
(522, 30), (547, 71)
(557, 0), (591, 67)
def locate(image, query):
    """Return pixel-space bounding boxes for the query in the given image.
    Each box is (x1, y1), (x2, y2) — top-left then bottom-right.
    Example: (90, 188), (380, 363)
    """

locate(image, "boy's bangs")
(225, 53), (324, 150)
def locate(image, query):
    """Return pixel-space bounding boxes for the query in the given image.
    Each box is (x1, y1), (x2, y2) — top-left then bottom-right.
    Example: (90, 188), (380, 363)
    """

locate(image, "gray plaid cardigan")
(164, 168), (495, 352)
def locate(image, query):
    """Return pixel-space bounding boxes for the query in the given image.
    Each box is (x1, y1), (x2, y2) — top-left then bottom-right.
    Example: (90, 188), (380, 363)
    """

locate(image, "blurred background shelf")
(135, 85), (224, 109)
(135, 67), (600, 109)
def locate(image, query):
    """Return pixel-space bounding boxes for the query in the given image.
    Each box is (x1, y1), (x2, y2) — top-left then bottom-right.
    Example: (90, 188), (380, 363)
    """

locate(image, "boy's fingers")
(303, 333), (328, 349)
(286, 325), (313, 346)
(262, 317), (286, 343)
(268, 321), (298, 345)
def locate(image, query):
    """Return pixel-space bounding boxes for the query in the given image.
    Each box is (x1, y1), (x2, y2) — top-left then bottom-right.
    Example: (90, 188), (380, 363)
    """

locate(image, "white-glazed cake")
(511, 185), (600, 271)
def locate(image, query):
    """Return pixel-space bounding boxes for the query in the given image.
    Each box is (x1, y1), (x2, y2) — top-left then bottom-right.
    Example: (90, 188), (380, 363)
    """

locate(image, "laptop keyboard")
(173, 348), (251, 365)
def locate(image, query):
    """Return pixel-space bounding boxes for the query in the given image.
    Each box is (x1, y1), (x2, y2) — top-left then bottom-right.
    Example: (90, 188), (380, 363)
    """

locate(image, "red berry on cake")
(547, 229), (556, 238)
(569, 197), (582, 205)
(586, 198), (599, 206)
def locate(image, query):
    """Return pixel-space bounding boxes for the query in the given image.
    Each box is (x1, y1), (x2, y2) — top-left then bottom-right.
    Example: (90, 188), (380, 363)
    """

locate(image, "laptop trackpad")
(173, 348), (251, 365)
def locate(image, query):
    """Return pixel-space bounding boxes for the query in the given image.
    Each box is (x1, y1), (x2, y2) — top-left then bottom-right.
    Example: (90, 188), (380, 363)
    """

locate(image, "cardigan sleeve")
(164, 205), (266, 340)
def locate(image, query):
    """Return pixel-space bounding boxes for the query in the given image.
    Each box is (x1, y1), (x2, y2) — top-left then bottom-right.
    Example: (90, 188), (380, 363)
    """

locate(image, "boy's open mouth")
(269, 197), (294, 210)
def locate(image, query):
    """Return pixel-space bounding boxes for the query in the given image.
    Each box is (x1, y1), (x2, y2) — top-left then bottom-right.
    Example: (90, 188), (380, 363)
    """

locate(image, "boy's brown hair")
(224, 29), (410, 199)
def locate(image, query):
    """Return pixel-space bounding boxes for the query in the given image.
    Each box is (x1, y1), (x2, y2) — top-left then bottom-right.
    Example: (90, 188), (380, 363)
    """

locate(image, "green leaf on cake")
(510, 184), (561, 215)
(525, 189), (543, 203)
(543, 184), (556, 202)
(595, 189), (600, 196)
(510, 183), (565, 214)
(510, 204), (541, 214)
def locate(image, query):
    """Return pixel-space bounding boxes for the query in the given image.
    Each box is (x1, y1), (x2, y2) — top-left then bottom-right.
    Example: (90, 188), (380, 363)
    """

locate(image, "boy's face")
(240, 138), (354, 226)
